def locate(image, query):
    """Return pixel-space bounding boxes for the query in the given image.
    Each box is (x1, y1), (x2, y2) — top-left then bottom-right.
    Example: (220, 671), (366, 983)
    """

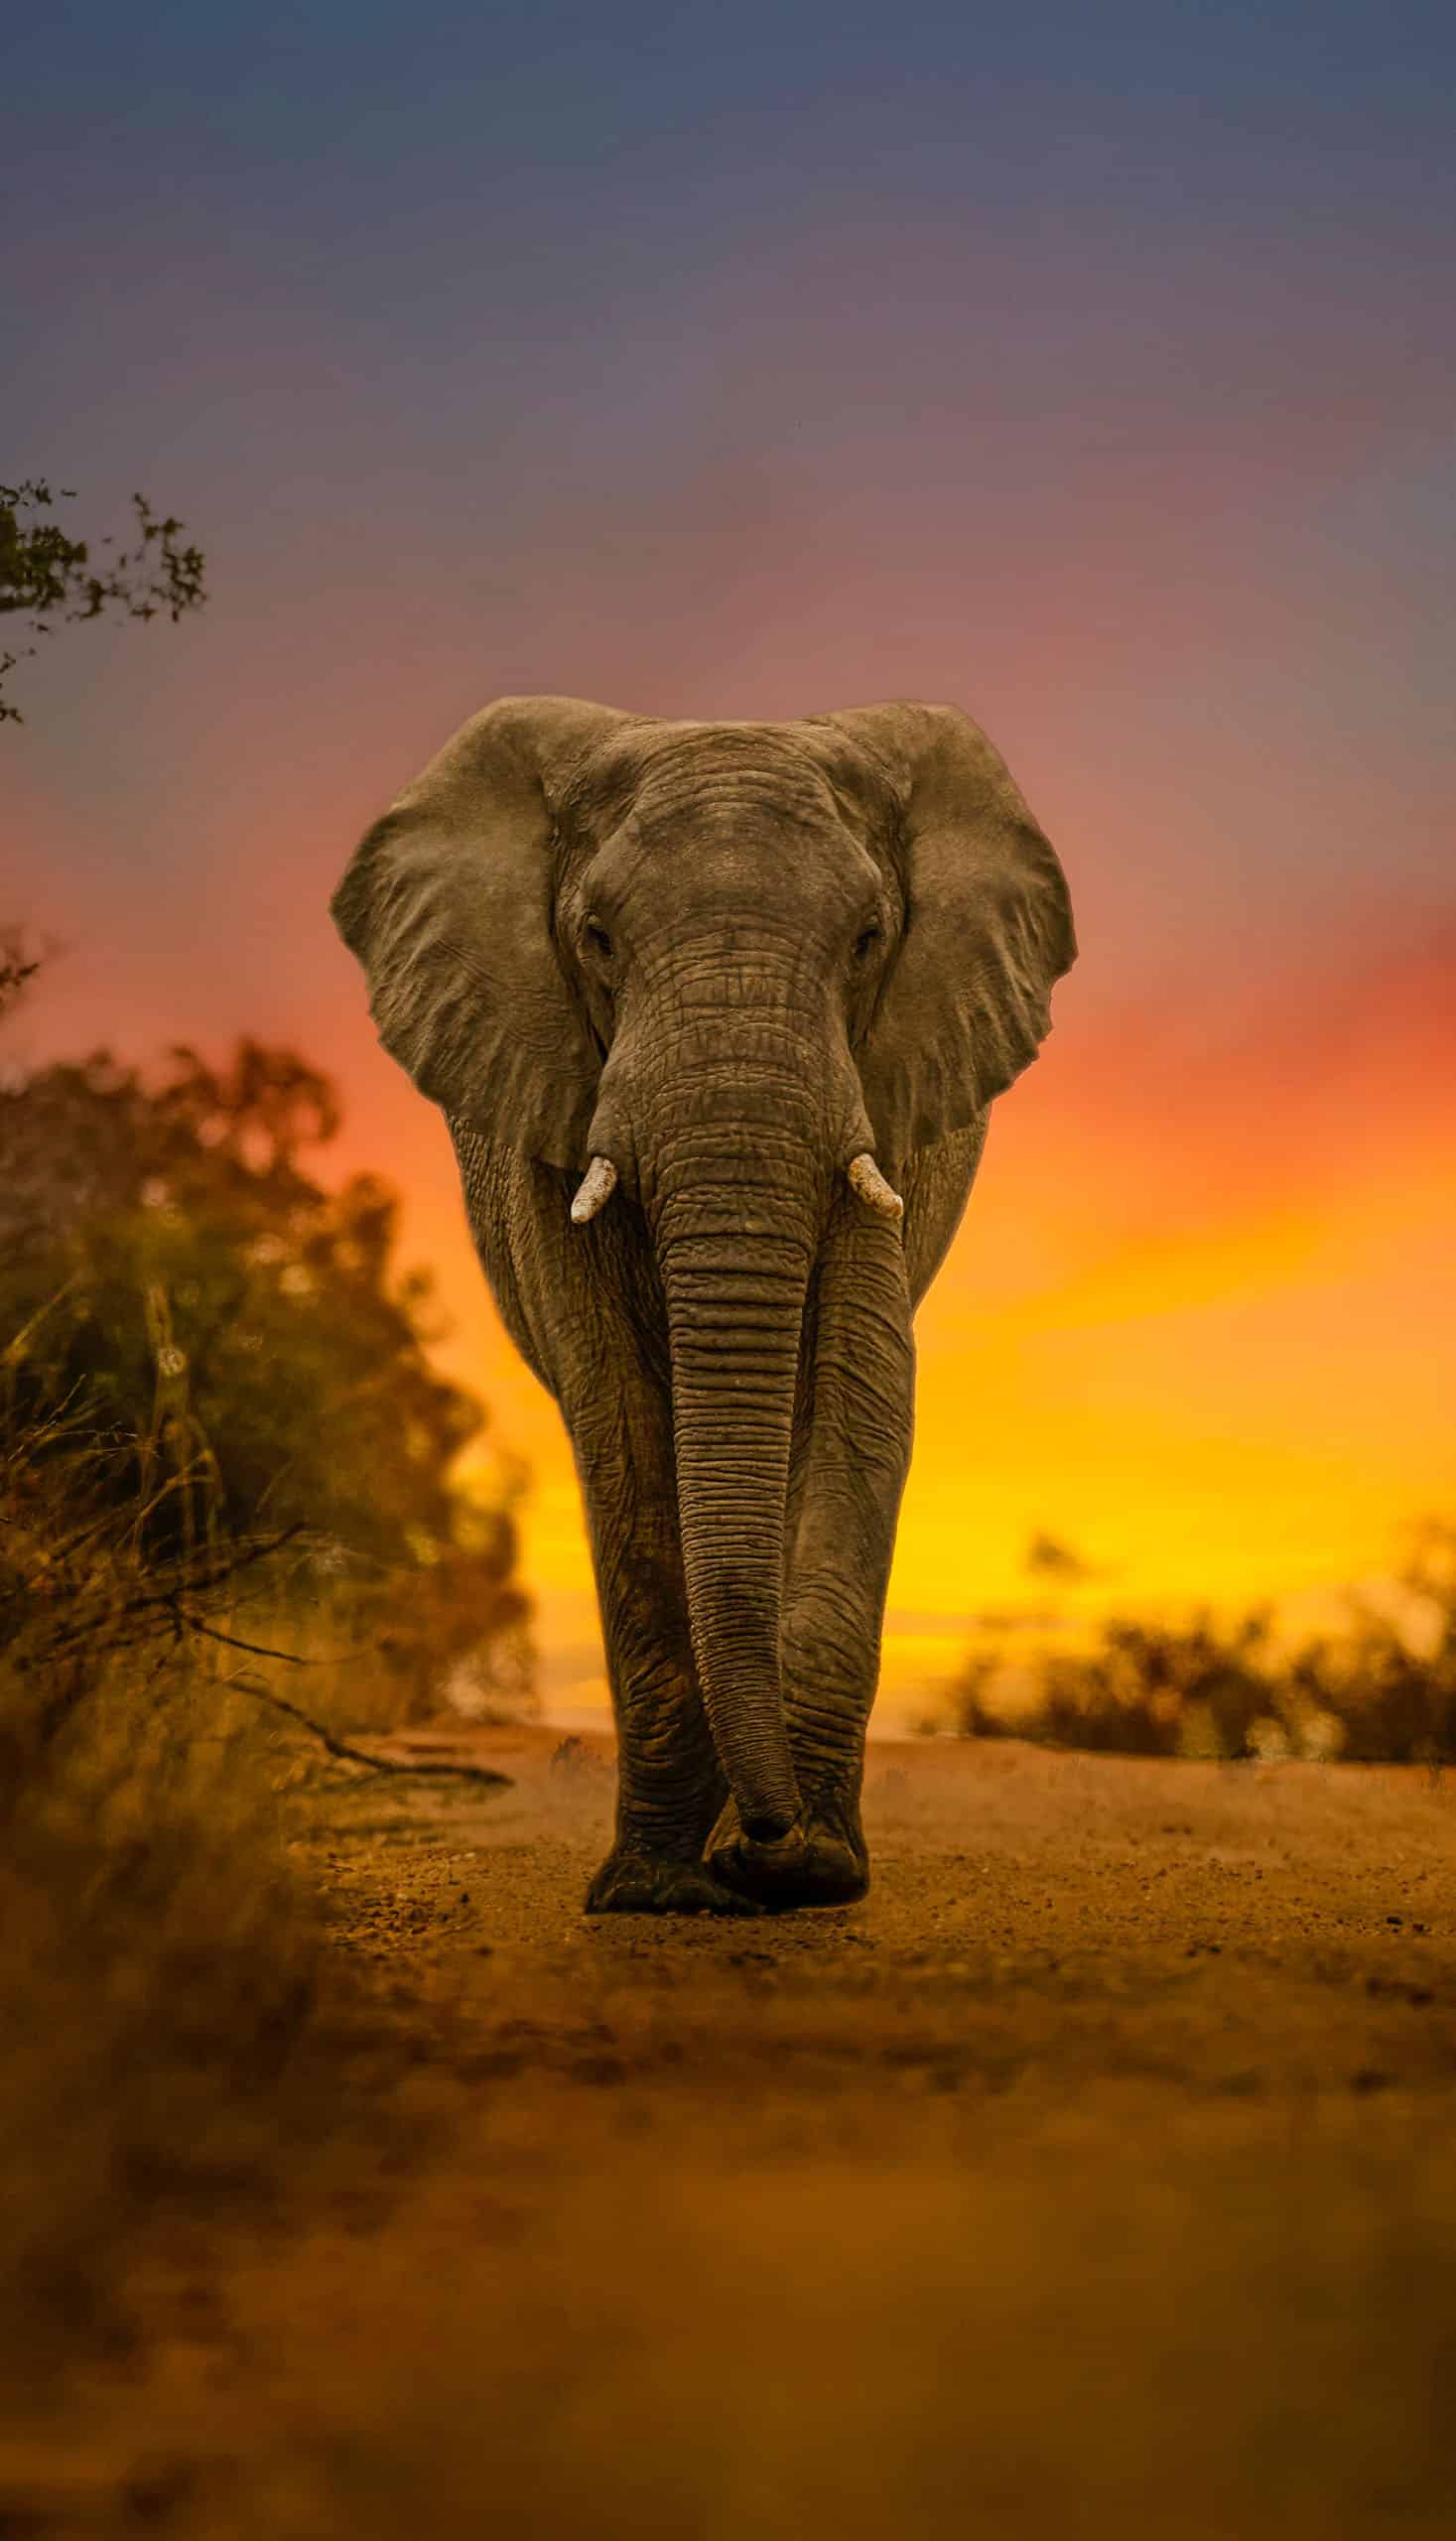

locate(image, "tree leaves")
(0, 479), (206, 723)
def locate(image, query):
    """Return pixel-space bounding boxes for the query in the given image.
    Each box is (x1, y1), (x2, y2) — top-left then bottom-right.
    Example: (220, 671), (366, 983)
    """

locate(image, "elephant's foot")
(585, 1846), (764, 1917)
(706, 1801), (869, 1911)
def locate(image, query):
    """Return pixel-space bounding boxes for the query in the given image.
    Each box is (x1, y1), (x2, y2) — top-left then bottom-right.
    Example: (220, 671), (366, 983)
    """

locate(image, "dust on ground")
(6, 1728), (1456, 2537)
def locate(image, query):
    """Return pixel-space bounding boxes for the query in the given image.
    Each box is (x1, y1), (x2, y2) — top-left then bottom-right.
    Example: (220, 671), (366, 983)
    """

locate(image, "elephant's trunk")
(659, 1225), (808, 1837)
(645, 1069), (825, 1840)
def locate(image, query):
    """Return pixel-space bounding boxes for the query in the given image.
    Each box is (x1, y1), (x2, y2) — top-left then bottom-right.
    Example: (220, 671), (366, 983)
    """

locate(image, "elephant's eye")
(854, 923), (882, 962)
(585, 917), (613, 960)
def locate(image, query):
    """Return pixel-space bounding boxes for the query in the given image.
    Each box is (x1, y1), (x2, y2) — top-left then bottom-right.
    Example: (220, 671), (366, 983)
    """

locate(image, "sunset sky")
(6, 1), (1453, 1722)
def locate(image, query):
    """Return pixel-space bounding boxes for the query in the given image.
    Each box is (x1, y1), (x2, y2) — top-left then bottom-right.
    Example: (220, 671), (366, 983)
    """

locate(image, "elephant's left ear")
(815, 702), (1076, 1169)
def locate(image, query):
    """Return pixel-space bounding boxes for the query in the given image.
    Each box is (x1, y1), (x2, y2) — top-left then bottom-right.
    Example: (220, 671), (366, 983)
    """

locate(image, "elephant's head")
(331, 696), (1074, 1839)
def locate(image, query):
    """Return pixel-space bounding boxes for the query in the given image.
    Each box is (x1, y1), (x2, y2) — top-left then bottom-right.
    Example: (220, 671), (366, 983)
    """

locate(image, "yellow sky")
(412, 1011), (1454, 1729)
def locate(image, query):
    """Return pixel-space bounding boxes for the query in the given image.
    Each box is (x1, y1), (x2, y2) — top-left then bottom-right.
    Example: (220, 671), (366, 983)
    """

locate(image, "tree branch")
(221, 1670), (512, 1788)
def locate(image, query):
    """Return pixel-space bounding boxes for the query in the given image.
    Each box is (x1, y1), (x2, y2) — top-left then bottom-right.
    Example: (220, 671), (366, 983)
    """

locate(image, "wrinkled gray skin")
(331, 698), (1075, 1914)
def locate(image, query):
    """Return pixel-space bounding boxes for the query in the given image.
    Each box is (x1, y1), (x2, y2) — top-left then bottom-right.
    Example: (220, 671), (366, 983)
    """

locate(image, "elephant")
(331, 696), (1075, 1914)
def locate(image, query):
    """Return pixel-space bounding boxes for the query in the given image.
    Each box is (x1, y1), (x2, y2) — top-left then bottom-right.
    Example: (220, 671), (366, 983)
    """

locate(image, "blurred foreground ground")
(6, 1730), (1455, 2537)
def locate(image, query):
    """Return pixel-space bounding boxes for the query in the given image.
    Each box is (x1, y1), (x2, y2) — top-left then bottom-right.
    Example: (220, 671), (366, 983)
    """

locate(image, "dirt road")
(13, 1729), (1456, 2536)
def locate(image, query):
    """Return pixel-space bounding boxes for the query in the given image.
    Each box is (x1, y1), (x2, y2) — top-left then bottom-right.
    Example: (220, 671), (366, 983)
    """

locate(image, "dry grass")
(0, 1672), (324, 2361)
(0, 1395), (424, 2384)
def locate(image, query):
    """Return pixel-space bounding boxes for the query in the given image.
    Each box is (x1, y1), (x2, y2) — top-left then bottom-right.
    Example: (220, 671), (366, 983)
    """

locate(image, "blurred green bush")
(1, 1017), (533, 1725)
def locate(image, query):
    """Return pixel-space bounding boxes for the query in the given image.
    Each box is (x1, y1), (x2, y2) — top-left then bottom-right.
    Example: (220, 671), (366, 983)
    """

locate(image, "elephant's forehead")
(581, 722), (845, 832)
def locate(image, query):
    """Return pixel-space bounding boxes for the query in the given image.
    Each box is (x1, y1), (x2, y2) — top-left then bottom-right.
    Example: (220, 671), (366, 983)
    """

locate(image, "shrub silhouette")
(952, 1525), (1456, 1766)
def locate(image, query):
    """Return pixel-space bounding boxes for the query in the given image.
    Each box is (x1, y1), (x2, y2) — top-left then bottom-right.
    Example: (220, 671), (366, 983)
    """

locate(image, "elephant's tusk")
(571, 1155), (618, 1225)
(847, 1152), (904, 1222)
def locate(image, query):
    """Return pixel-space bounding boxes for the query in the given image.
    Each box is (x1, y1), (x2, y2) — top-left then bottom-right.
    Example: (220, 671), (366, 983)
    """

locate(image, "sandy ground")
(8, 1727), (1456, 2537)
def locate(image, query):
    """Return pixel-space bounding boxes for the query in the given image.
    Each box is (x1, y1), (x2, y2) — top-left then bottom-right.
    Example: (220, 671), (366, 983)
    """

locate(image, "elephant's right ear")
(330, 696), (632, 1169)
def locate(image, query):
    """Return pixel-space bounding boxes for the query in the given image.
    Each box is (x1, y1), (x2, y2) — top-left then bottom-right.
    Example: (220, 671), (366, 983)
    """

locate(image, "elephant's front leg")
(562, 1322), (754, 1918)
(708, 1202), (914, 1908)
